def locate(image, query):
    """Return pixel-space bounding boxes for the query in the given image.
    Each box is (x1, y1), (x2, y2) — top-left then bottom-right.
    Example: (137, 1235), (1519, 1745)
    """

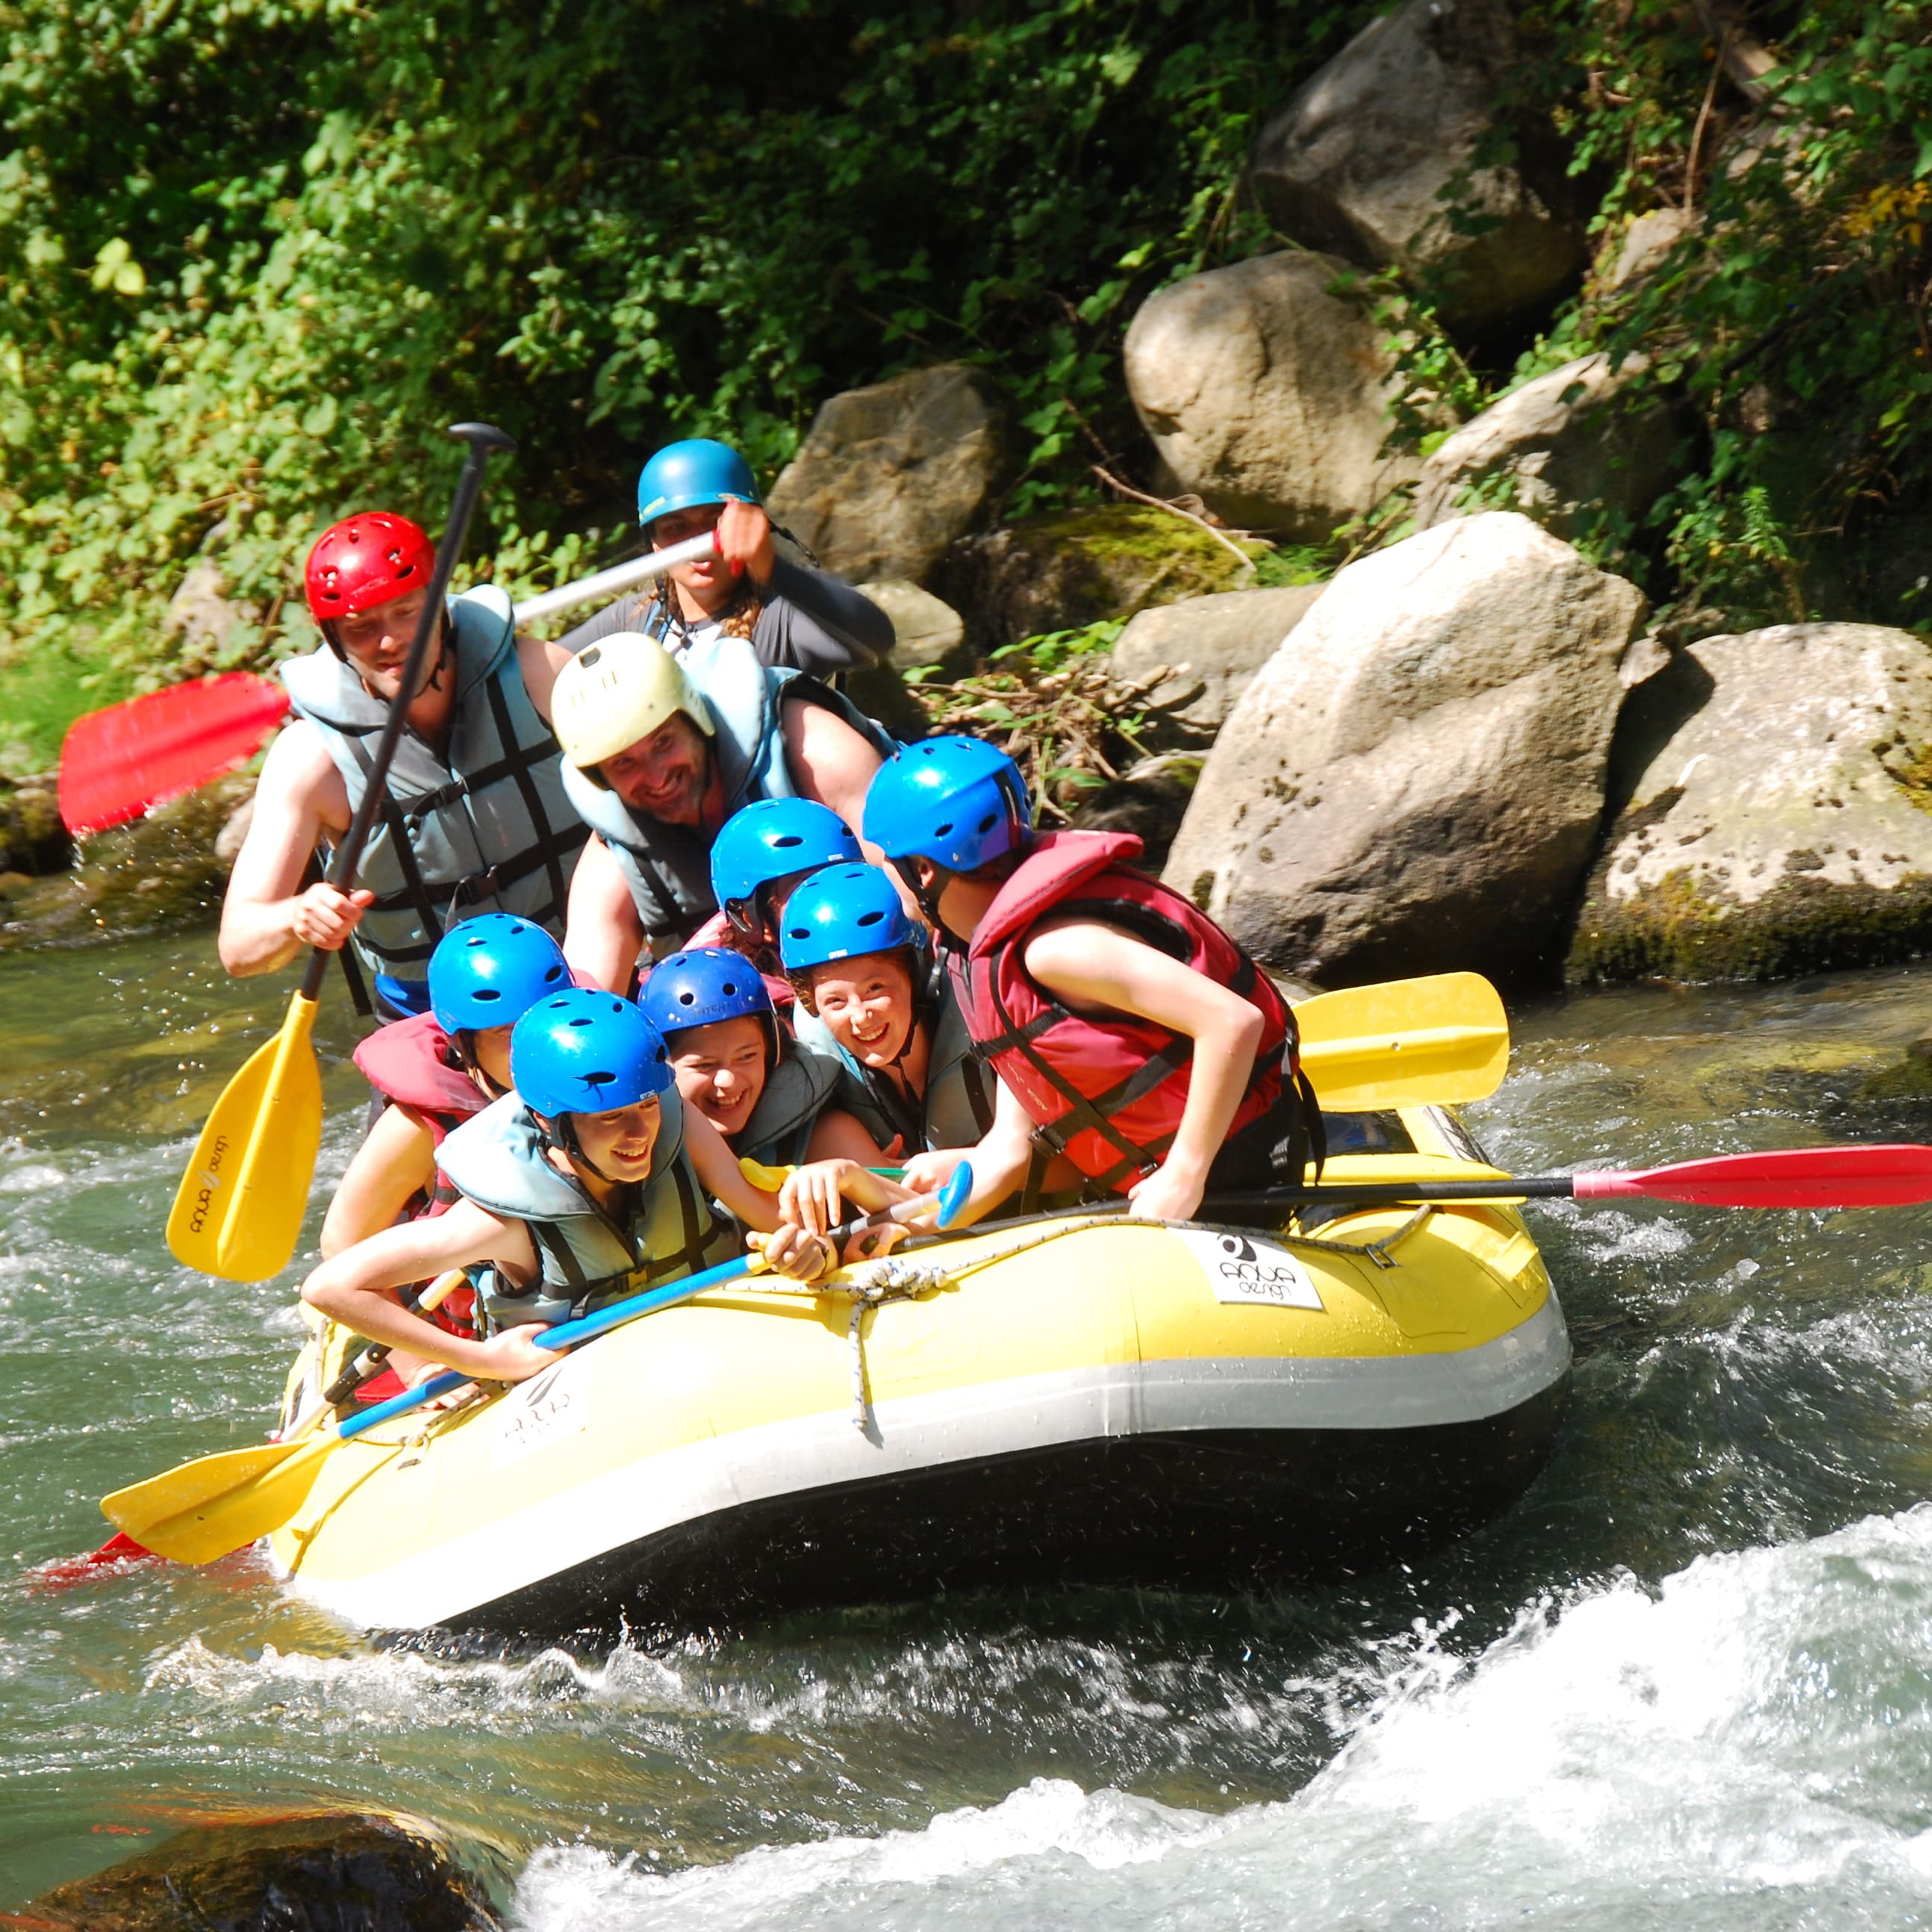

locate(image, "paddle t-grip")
(299, 420), (515, 1001)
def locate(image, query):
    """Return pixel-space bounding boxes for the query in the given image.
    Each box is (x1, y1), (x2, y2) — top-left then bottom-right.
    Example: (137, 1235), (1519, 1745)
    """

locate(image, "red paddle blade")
(58, 673), (290, 835)
(31, 1530), (161, 1590)
(1575, 1144), (1932, 1209)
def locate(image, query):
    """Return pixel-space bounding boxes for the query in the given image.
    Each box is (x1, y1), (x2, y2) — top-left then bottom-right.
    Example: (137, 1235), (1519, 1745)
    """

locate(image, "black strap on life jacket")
(975, 896), (1280, 1194)
(523, 1162), (721, 1319)
(334, 701), (588, 965)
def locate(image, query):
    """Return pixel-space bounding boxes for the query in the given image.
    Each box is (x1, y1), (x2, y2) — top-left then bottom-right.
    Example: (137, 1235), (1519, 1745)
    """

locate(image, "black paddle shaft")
(299, 421), (517, 1002)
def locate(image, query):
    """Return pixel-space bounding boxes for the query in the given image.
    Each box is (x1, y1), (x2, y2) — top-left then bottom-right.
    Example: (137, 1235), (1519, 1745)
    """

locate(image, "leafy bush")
(0, 0), (1358, 770)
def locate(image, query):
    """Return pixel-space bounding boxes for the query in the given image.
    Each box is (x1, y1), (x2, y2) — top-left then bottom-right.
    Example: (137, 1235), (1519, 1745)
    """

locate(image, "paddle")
(1292, 973), (1509, 1112)
(109, 1164), (975, 1565)
(165, 423), (513, 1283)
(1197, 1144), (1932, 1215)
(56, 529), (722, 835)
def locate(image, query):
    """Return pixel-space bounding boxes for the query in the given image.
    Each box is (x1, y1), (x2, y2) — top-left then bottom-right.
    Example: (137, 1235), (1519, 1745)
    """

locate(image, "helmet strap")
(452, 1031), (508, 1102)
(890, 856), (956, 944)
(548, 1111), (628, 1188)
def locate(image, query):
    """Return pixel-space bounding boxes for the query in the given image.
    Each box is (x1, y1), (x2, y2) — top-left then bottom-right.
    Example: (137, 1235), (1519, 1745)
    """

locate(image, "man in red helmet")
(219, 514), (588, 1016)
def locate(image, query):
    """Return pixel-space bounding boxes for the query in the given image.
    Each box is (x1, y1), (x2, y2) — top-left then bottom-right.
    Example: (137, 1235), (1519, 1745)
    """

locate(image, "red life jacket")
(956, 830), (1293, 1192)
(349, 1012), (485, 1354)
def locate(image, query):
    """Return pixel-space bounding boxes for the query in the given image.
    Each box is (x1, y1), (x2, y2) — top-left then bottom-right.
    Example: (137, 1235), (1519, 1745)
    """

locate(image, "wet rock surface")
(0, 772), (255, 953)
(1122, 250), (1421, 540)
(1165, 512), (1648, 985)
(4, 1810), (508, 1931)
(766, 364), (1016, 585)
(1568, 623), (1932, 982)
(1109, 583), (1325, 742)
(1249, 0), (1587, 332)
(0, 774), (70, 876)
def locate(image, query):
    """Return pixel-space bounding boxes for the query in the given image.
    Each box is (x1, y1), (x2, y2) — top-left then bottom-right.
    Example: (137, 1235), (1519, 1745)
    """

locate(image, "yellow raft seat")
(269, 1106), (1568, 1636)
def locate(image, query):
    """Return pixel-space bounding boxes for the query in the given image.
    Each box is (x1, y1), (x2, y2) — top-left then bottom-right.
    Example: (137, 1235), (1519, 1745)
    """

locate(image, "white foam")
(511, 1510), (1932, 1929)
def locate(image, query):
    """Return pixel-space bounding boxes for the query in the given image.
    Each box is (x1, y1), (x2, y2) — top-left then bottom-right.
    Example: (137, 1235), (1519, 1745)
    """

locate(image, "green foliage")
(1386, 0), (1932, 631)
(0, 0), (1358, 771)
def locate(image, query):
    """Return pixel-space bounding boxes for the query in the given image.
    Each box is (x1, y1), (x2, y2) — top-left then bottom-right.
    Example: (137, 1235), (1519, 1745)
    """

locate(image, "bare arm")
(1023, 920), (1265, 1224)
(319, 1105), (437, 1259)
(302, 1198), (559, 1382)
(900, 1074), (1036, 1227)
(517, 630), (576, 723)
(781, 697), (888, 867)
(562, 835), (646, 992)
(804, 1107), (892, 1165)
(684, 1106), (785, 1231)
(217, 722), (373, 976)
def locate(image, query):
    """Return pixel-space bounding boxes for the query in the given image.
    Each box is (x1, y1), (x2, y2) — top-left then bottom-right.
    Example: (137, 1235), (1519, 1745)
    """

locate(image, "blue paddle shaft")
(331, 1164), (973, 1448)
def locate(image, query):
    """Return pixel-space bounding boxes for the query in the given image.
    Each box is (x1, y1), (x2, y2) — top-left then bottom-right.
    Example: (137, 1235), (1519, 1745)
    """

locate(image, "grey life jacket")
(281, 587), (587, 975)
(792, 955), (992, 1156)
(437, 1088), (738, 1329)
(561, 632), (894, 945)
(732, 1038), (848, 1169)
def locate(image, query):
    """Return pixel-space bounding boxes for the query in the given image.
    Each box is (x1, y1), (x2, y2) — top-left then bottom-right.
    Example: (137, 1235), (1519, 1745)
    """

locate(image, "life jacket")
(793, 952), (991, 1156)
(281, 586), (588, 976)
(562, 632), (894, 944)
(732, 1038), (847, 1169)
(956, 830), (1293, 1194)
(436, 1088), (738, 1330)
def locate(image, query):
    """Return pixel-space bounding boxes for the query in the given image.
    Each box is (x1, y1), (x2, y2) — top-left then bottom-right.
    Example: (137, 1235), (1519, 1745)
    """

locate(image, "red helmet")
(304, 513), (435, 623)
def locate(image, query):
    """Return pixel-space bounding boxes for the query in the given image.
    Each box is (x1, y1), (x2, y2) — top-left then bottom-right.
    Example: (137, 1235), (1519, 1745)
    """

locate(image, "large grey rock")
(1164, 512), (1648, 985)
(1124, 252), (1419, 540)
(1110, 584), (1325, 741)
(767, 365), (1015, 585)
(1569, 624), (1932, 982)
(857, 579), (966, 669)
(1607, 207), (1695, 290)
(1250, 0), (1586, 332)
(163, 560), (257, 661)
(938, 505), (1253, 653)
(1411, 354), (1683, 541)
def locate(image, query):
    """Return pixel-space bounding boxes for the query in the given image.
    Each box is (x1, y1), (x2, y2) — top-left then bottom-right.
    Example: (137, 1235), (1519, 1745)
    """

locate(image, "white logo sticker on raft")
(1175, 1229), (1324, 1310)
(491, 1359), (590, 1468)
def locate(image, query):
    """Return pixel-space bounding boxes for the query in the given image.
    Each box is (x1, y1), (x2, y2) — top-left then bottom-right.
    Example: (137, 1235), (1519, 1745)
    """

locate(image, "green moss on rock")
(939, 505), (1257, 652)
(1567, 862), (1932, 983)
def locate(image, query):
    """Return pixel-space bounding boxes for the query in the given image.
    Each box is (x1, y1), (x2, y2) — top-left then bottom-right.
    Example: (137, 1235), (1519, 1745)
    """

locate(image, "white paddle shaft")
(511, 532), (720, 626)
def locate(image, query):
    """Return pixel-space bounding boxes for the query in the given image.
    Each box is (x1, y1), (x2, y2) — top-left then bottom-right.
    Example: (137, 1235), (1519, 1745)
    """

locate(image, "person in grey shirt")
(558, 437), (894, 680)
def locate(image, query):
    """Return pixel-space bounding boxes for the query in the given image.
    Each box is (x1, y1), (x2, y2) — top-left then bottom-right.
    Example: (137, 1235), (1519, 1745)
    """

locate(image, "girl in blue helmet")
(555, 439), (893, 679)
(301, 989), (841, 1386)
(781, 863), (992, 1159)
(639, 947), (887, 1168)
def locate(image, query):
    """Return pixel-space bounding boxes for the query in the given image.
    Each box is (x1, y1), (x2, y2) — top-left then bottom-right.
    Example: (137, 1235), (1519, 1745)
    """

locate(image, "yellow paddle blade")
(1293, 972), (1510, 1111)
(738, 1156), (794, 1194)
(166, 991), (324, 1282)
(100, 1433), (334, 1564)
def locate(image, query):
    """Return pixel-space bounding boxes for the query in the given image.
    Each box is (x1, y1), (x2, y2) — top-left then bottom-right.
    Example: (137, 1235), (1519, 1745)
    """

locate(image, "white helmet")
(550, 632), (714, 784)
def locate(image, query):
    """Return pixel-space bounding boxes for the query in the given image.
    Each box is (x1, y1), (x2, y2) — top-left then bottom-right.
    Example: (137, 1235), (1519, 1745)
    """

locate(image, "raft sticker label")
(492, 1361), (589, 1468)
(1179, 1230), (1324, 1311)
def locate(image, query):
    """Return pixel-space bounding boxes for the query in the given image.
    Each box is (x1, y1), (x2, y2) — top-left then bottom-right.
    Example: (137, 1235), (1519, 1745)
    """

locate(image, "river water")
(7, 928), (1932, 1924)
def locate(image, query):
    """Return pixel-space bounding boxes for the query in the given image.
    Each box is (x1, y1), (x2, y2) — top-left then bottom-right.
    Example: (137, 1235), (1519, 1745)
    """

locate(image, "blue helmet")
(862, 735), (1033, 873)
(638, 947), (773, 1041)
(511, 989), (674, 1119)
(780, 864), (918, 973)
(637, 439), (759, 529)
(710, 798), (862, 913)
(429, 914), (570, 1037)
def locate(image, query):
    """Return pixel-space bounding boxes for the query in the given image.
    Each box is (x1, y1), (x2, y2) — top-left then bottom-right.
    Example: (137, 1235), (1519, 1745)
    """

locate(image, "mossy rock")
(1567, 862), (1932, 984)
(0, 773), (71, 874)
(938, 505), (1256, 652)
(10, 1810), (510, 1931)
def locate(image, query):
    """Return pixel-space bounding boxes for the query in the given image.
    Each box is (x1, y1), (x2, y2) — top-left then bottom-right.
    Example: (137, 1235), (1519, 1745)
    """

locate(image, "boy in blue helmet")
(322, 914), (573, 1262)
(691, 796), (863, 979)
(860, 735), (1312, 1230)
(639, 947), (887, 1167)
(781, 863), (992, 1158)
(557, 439), (892, 679)
(302, 989), (841, 1385)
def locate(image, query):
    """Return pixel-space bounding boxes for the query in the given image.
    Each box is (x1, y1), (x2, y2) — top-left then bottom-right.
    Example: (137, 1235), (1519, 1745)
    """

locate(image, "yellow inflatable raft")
(271, 1106), (1568, 1636)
